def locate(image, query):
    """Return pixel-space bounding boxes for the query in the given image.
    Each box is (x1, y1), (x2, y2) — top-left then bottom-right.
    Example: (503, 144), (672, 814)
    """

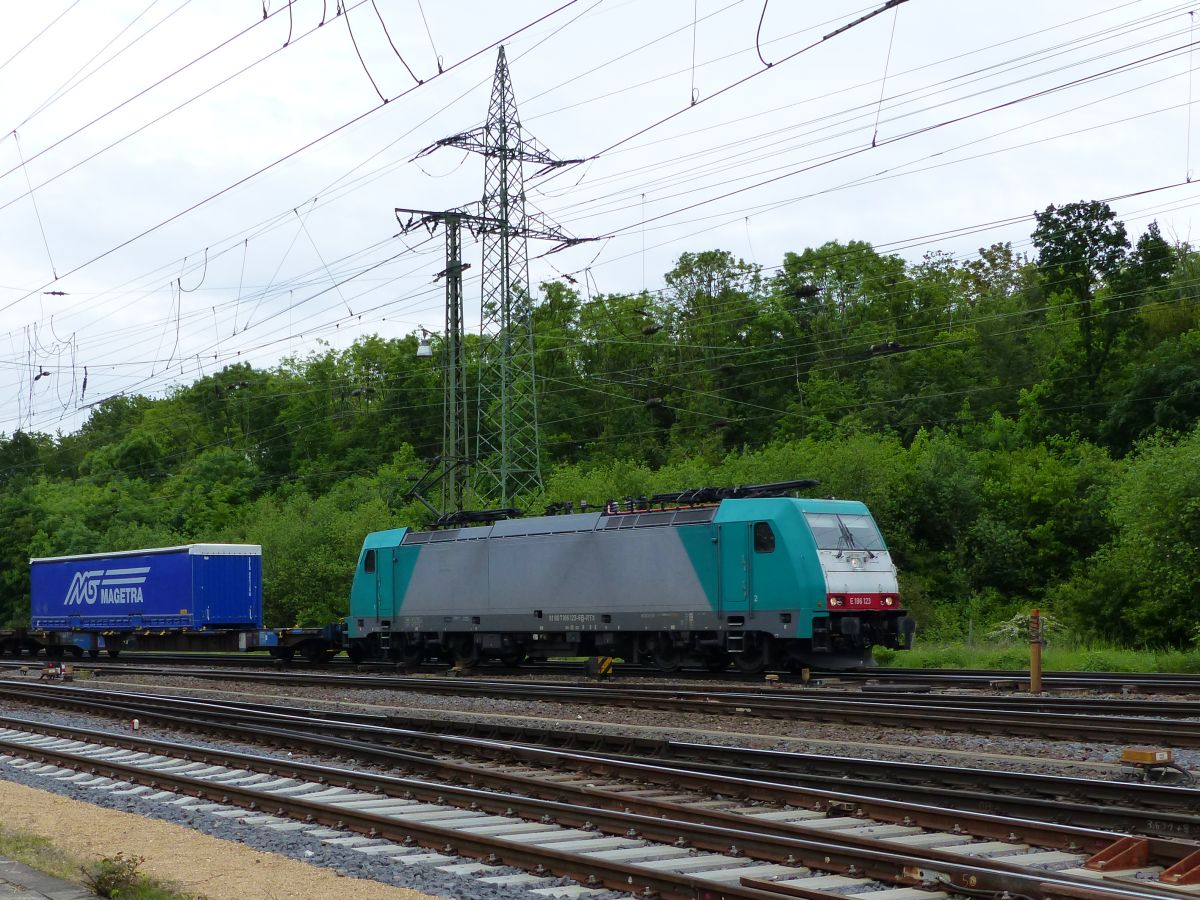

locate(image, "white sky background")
(0, 0), (1198, 437)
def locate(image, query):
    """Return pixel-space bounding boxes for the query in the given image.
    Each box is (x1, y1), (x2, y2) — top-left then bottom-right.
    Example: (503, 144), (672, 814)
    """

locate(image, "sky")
(0, 0), (1198, 436)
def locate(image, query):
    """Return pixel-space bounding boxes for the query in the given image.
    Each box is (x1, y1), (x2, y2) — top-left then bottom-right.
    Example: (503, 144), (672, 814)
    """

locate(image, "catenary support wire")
(12, 131), (57, 280)
(872, 3), (902, 147)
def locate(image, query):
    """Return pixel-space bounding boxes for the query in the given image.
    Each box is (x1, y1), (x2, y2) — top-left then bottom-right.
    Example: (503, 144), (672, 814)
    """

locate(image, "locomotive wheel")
(653, 636), (682, 673)
(451, 637), (480, 669)
(401, 641), (424, 668)
(346, 643), (367, 664)
(733, 647), (767, 675)
(498, 647), (525, 667)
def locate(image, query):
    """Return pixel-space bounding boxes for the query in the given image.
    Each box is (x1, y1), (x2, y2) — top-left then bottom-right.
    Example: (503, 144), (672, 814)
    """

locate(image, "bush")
(82, 853), (144, 898)
(986, 610), (1067, 643)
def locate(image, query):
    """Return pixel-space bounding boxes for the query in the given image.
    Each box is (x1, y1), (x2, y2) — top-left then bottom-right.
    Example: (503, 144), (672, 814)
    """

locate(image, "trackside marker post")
(1029, 608), (1043, 695)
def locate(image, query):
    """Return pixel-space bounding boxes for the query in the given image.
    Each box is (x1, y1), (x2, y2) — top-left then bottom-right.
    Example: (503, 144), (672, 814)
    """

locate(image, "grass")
(0, 826), (197, 899)
(0, 825), (78, 883)
(874, 643), (1200, 673)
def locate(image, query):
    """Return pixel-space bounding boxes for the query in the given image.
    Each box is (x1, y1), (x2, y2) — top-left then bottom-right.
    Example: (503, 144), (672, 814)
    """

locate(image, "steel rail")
(0, 730), (1188, 900)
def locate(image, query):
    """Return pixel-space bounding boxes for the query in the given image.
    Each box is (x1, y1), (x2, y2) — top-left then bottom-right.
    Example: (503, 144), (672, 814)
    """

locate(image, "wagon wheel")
(301, 643), (330, 664)
(107, 649), (121, 659)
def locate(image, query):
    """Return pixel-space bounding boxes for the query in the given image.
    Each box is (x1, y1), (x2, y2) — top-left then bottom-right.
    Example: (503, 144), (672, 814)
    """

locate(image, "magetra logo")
(64, 567), (150, 606)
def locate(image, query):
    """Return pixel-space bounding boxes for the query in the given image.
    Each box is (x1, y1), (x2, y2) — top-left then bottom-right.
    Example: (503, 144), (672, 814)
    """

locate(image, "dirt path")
(0, 780), (442, 900)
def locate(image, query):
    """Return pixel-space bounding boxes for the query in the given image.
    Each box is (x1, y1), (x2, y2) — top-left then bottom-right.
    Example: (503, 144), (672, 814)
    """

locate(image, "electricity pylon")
(396, 202), (580, 513)
(416, 46), (583, 507)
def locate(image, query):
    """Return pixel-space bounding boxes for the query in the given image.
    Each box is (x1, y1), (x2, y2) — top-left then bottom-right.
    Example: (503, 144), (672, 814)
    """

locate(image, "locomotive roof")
(398, 497), (871, 545)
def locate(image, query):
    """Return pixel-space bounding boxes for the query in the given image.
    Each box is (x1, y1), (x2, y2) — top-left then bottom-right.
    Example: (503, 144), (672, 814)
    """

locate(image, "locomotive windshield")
(803, 513), (887, 552)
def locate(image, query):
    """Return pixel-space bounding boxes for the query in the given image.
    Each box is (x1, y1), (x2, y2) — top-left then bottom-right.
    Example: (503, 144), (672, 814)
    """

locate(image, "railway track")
(831, 667), (1200, 694)
(15, 662), (1200, 748)
(3, 681), (1199, 840)
(7, 655), (1200, 695)
(1, 692), (1198, 899)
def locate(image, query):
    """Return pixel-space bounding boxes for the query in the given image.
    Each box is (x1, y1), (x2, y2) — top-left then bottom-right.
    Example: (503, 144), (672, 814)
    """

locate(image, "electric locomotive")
(347, 481), (914, 671)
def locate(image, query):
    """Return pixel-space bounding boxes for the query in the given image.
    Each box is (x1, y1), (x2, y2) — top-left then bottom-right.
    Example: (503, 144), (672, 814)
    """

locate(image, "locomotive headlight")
(828, 596), (844, 607)
(850, 557), (861, 569)
(883, 597), (894, 607)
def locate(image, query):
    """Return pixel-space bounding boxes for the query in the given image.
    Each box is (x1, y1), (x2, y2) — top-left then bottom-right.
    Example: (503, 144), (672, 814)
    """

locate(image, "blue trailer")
(27, 544), (263, 658)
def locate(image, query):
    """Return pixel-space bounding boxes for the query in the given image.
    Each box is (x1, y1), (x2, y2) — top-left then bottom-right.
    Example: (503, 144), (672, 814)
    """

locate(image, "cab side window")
(753, 522), (775, 553)
(364, 548), (376, 573)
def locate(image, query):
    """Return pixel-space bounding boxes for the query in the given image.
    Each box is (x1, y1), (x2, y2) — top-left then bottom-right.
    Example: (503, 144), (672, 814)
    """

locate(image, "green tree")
(1058, 427), (1200, 645)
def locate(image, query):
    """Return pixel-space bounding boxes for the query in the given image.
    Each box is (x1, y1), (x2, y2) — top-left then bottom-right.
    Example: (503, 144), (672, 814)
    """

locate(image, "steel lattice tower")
(411, 46), (583, 508)
(473, 47), (538, 506)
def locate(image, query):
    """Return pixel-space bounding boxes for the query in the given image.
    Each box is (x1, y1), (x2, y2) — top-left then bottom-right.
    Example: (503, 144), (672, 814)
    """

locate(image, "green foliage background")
(2, 201), (1198, 646)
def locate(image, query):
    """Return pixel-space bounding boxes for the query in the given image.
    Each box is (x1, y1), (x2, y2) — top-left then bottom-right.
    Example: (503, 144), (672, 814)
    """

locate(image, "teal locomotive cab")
(713, 498), (909, 668)
(714, 499), (830, 639)
(348, 527), (408, 662)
